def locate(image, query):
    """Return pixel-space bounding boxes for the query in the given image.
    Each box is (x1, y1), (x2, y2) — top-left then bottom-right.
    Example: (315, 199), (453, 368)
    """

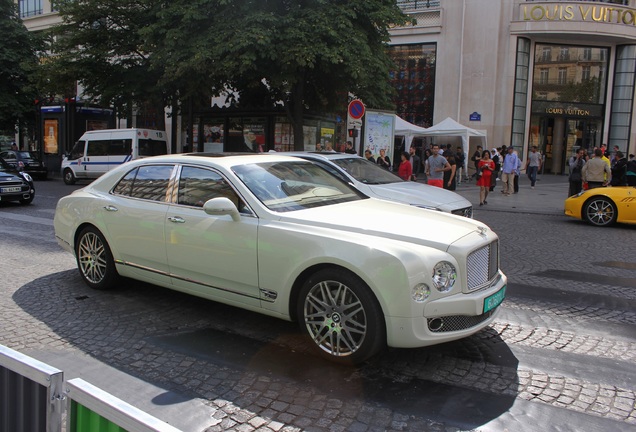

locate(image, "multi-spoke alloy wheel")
(75, 227), (119, 290)
(298, 269), (384, 364)
(584, 197), (617, 227)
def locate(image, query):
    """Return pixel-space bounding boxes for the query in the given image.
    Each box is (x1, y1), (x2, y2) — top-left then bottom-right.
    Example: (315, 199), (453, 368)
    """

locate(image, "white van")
(62, 128), (169, 185)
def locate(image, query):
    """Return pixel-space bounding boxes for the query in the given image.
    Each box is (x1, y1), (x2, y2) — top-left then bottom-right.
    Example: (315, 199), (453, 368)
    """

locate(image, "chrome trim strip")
(114, 260), (274, 302)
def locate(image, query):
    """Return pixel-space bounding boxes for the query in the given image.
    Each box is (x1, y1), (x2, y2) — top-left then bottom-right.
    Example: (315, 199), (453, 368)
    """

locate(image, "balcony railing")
(397, 0), (441, 11)
(525, 0), (630, 5)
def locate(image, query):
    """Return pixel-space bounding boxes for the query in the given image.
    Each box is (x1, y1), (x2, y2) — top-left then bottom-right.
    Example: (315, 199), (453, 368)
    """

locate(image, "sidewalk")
(452, 172), (570, 216)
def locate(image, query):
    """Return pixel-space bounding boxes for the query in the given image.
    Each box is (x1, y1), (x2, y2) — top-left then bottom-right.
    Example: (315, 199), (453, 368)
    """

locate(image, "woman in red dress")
(477, 149), (495, 206)
(398, 151), (413, 181)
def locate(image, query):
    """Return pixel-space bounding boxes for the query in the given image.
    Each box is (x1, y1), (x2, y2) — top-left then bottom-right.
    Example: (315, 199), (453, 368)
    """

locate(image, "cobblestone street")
(1, 177), (635, 431)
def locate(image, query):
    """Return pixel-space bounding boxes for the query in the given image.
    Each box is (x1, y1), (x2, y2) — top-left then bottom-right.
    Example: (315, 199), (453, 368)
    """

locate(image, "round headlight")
(411, 283), (431, 303)
(432, 261), (457, 292)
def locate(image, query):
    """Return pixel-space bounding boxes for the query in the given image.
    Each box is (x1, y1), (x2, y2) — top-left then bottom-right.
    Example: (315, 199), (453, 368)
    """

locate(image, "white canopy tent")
(393, 116), (429, 150)
(418, 117), (488, 159)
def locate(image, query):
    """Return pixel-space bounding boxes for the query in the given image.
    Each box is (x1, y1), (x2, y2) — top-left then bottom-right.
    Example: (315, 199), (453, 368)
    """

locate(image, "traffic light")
(348, 129), (358, 138)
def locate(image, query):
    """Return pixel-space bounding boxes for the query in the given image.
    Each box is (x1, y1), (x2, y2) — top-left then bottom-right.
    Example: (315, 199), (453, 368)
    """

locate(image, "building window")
(541, 47), (551, 62)
(559, 47), (569, 61)
(19, 0), (43, 17)
(582, 66), (591, 81)
(558, 68), (567, 85)
(388, 43), (437, 127)
(539, 68), (549, 85)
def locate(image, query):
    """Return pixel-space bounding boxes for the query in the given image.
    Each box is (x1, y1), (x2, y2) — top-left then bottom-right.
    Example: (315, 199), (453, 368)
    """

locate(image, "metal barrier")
(0, 344), (64, 432)
(0, 345), (183, 432)
(65, 378), (182, 432)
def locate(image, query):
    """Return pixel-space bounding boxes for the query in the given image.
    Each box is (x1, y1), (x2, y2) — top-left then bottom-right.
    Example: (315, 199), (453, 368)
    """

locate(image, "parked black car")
(0, 156), (35, 204)
(0, 150), (47, 180)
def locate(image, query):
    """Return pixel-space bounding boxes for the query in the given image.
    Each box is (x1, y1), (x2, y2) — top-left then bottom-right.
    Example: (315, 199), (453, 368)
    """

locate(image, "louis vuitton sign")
(521, 3), (636, 26)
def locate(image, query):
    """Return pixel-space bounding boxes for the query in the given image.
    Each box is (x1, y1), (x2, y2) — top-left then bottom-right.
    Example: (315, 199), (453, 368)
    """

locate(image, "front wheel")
(63, 169), (76, 185)
(584, 197), (617, 227)
(75, 226), (120, 290)
(297, 268), (385, 364)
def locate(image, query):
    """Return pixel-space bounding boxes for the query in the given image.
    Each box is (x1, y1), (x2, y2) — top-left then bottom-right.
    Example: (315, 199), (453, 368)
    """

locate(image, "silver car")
(286, 152), (473, 217)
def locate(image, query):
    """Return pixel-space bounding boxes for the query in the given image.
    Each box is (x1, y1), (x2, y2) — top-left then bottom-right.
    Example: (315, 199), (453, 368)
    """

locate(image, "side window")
(69, 141), (85, 160)
(109, 139), (132, 155)
(177, 166), (245, 211)
(112, 168), (138, 196)
(86, 140), (110, 157)
(130, 165), (174, 202)
(0, 151), (15, 161)
(138, 139), (168, 156)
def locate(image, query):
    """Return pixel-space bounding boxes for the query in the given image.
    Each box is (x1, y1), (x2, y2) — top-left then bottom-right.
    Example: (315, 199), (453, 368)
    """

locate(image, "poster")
(363, 111), (395, 160)
(44, 119), (58, 154)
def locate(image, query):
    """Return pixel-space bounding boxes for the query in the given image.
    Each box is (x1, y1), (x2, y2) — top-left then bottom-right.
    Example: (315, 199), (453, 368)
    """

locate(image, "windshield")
(330, 157), (403, 185)
(233, 160), (364, 212)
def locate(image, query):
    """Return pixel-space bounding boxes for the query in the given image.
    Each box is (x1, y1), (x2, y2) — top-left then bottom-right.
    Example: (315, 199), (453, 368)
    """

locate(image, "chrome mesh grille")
(427, 310), (496, 333)
(466, 241), (499, 291)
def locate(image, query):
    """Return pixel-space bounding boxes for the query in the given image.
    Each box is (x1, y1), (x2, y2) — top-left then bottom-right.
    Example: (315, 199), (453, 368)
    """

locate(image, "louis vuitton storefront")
(392, 1), (636, 170)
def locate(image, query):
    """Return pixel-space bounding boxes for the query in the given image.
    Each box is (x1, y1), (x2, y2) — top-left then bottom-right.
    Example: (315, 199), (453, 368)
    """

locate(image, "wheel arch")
(288, 263), (385, 324)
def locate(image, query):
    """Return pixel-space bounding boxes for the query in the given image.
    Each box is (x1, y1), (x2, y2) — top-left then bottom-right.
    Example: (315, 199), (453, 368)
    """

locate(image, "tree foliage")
(45, 0), (407, 147)
(0, 0), (40, 132)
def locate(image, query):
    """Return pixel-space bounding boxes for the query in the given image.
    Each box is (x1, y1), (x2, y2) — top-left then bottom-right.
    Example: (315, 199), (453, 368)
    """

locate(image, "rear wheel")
(297, 268), (385, 364)
(75, 226), (120, 290)
(584, 197), (617, 227)
(63, 169), (76, 185)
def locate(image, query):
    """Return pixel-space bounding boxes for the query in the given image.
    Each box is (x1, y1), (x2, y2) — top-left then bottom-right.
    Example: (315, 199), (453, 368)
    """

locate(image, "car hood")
(278, 199), (488, 251)
(367, 182), (471, 211)
(0, 172), (24, 183)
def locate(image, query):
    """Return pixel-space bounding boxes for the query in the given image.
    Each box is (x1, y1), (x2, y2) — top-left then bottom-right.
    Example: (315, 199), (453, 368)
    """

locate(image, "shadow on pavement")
(13, 269), (519, 430)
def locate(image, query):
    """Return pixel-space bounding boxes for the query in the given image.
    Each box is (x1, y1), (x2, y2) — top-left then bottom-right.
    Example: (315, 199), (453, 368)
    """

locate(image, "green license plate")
(483, 285), (506, 313)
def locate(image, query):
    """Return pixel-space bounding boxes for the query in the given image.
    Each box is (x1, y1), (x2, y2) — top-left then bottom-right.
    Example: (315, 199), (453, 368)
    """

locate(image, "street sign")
(348, 100), (365, 120)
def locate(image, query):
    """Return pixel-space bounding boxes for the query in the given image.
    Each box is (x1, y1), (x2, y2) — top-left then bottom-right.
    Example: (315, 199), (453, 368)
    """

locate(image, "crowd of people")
(364, 140), (635, 202)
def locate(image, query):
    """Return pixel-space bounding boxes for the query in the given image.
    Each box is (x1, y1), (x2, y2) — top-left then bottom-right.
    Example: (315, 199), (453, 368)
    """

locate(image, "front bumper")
(385, 271), (507, 348)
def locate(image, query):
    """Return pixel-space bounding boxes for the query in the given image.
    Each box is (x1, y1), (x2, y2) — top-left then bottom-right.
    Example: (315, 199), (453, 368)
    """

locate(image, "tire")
(584, 196), (617, 227)
(75, 226), (120, 290)
(63, 169), (76, 185)
(297, 268), (386, 364)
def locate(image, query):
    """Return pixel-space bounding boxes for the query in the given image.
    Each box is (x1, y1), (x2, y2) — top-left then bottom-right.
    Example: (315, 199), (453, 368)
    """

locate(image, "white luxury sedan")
(54, 153), (506, 363)
(284, 152), (473, 217)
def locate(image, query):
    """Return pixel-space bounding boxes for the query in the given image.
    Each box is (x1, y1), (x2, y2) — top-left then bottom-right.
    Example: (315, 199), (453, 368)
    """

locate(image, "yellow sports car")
(564, 186), (636, 227)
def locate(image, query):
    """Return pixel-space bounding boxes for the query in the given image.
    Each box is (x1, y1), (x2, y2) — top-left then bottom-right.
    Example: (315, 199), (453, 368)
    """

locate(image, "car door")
(104, 164), (174, 285)
(165, 165), (260, 308)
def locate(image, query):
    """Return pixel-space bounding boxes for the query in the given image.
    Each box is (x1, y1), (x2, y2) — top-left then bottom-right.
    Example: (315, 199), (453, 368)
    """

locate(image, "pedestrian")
(476, 150), (495, 206)
(397, 151), (412, 181)
(11, 142), (18, 151)
(364, 149), (375, 163)
(489, 148), (501, 192)
(513, 150), (521, 193)
(471, 146), (482, 180)
(409, 146), (420, 181)
(500, 146), (518, 196)
(420, 148), (432, 183)
(568, 148), (586, 196)
(610, 151), (628, 186)
(376, 148), (391, 170)
(344, 141), (356, 154)
(582, 148), (611, 189)
(455, 146), (466, 184)
(627, 154), (636, 186)
(444, 151), (457, 190)
(525, 146), (542, 189)
(424, 144), (451, 188)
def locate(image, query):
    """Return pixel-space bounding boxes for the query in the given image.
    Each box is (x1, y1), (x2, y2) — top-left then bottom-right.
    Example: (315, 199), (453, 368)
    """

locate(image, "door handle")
(103, 205), (118, 212)
(168, 216), (185, 224)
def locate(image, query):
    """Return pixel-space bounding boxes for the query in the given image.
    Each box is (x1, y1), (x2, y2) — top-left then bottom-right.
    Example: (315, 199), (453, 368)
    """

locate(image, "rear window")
(139, 139), (167, 156)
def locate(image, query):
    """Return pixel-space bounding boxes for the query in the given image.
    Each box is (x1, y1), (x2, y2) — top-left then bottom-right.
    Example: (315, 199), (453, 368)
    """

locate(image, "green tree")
(147, 0), (408, 148)
(46, 0), (165, 127)
(0, 0), (39, 132)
